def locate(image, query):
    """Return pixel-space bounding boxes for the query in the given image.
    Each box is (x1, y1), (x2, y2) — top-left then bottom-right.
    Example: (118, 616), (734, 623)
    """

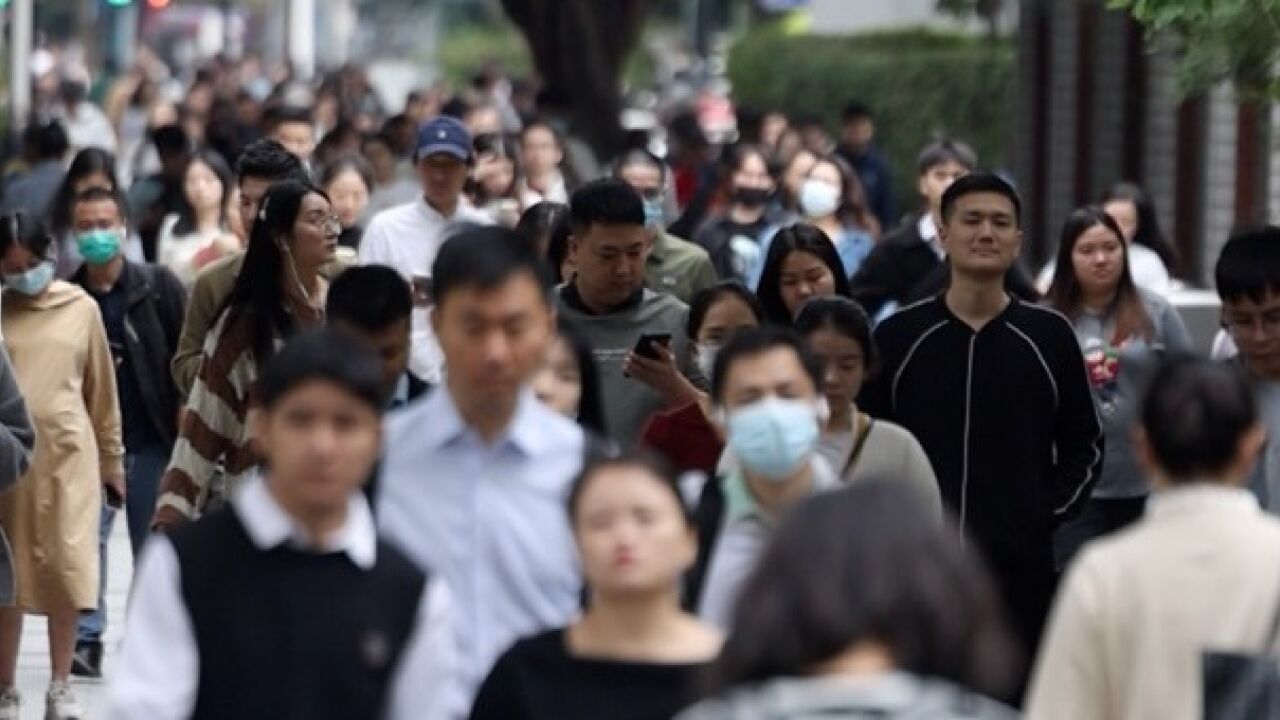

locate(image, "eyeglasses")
(302, 213), (342, 236)
(1222, 308), (1280, 337)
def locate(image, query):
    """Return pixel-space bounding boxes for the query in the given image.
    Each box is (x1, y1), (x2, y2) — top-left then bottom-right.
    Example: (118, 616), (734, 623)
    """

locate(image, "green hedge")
(728, 26), (1016, 213)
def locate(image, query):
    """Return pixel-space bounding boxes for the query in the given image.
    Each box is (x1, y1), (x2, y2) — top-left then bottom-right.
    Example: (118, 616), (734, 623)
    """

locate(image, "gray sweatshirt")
(676, 673), (1016, 720)
(1070, 290), (1191, 498)
(556, 286), (702, 447)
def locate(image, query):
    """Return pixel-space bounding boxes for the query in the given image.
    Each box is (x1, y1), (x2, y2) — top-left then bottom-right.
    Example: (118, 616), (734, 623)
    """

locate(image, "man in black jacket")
(862, 173), (1103, 672)
(851, 139), (978, 319)
(69, 187), (186, 676)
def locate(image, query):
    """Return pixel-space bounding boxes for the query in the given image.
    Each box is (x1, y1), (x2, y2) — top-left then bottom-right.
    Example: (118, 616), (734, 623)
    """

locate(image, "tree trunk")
(500, 0), (646, 160)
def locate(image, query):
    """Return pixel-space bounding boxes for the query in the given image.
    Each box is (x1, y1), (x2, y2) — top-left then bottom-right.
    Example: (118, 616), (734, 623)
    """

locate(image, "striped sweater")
(153, 304), (318, 528)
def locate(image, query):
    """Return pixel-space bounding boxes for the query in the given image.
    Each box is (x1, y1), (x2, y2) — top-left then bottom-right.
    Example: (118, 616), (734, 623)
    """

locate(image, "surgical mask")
(726, 396), (822, 481)
(643, 197), (665, 228)
(3, 261), (55, 297)
(695, 341), (720, 381)
(75, 228), (122, 265)
(799, 179), (841, 219)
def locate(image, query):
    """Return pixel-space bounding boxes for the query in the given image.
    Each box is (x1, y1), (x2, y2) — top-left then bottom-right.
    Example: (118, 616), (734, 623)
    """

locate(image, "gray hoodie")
(675, 673), (1016, 720)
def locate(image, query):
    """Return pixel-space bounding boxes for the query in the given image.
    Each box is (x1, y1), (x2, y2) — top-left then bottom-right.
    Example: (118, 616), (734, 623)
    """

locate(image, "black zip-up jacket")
(73, 260), (186, 447)
(861, 294), (1103, 568)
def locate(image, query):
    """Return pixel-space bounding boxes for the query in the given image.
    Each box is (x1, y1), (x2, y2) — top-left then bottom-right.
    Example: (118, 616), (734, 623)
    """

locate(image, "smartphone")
(411, 275), (433, 308)
(632, 333), (672, 360)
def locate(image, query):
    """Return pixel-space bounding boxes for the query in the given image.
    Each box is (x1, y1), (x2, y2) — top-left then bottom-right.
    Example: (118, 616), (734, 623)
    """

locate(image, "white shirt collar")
(232, 472), (378, 570)
(1147, 483), (1259, 520)
(917, 213), (944, 259)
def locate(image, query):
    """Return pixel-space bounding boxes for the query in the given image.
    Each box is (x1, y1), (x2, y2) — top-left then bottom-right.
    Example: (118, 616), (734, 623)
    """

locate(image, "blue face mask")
(726, 396), (821, 481)
(643, 197), (665, 228)
(75, 228), (122, 265)
(3, 261), (55, 297)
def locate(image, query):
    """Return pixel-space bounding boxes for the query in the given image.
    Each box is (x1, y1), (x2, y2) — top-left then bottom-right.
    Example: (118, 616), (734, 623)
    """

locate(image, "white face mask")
(799, 179), (841, 219)
(694, 341), (720, 381)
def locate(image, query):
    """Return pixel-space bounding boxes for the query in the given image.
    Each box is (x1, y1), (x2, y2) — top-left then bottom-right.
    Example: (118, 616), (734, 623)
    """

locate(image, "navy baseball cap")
(415, 116), (473, 163)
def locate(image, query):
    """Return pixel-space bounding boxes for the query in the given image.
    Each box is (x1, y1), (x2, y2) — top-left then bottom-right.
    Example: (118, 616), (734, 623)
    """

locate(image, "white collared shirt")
(377, 386), (586, 716)
(358, 197), (493, 383)
(104, 475), (457, 720)
(917, 212), (944, 259)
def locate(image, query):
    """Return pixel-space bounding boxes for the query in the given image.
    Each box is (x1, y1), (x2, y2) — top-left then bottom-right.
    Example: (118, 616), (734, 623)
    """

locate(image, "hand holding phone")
(632, 333), (672, 360)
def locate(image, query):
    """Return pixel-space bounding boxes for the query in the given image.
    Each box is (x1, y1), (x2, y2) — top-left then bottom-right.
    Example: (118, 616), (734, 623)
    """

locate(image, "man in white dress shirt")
(105, 330), (455, 720)
(359, 115), (493, 382)
(377, 227), (588, 717)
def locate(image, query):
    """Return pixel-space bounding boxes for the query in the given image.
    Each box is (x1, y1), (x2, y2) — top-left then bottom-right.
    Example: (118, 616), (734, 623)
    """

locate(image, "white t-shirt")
(359, 197), (493, 382)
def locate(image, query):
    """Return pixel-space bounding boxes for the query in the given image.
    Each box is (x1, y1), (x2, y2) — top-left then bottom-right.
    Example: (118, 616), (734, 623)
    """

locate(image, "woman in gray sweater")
(1044, 206), (1192, 565)
(794, 297), (941, 516)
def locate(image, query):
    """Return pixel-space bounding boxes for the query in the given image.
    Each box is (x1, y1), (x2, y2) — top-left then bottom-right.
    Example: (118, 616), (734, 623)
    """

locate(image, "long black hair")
(1046, 205), (1153, 344)
(712, 480), (1017, 699)
(47, 148), (120, 237)
(173, 149), (234, 236)
(222, 179), (329, 374)
(1102, 182), (1178, 273)
(556, 315), (608, 438)
(757, 223), (852, 325)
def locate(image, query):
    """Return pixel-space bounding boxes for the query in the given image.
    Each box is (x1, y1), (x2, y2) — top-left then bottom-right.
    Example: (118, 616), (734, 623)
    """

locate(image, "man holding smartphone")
(556, 179), (705, 447)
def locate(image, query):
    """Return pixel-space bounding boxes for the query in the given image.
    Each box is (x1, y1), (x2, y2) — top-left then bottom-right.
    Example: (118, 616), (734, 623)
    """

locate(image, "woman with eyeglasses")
(1044, 206), (1191, 565)
(0, 212), (123, 718)
(152, 179), (339, 532)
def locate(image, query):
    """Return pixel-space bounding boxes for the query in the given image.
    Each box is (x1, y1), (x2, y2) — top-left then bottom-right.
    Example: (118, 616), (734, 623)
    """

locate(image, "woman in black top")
(470, 453), (722, 720)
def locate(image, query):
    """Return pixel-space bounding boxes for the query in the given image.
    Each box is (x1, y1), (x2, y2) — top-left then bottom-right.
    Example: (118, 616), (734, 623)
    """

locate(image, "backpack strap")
(682, 474), (726, 613)
(840, 413), (876, 477)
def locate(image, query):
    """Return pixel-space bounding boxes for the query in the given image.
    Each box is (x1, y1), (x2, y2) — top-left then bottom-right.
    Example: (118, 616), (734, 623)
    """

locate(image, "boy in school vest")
(105, 329), (455, 720)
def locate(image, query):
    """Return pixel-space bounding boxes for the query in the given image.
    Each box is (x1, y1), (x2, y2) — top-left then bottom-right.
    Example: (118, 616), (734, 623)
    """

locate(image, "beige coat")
(1026, 485), (1280, 720)
(0, 281), (124, 612)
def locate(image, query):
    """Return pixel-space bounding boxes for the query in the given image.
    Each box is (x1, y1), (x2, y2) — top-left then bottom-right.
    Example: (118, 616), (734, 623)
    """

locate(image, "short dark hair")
(149, 124), (189, 159)
(432, 225), (550, 307)
(793, 296), (878, 371)
(940, 172), (1022, 224)
(841, 100), (874, 123)
(260, 329), (385, 413)
(520, 119), (564, 149)
(1215, 227), (1280, 304)
(711, 326), (824, 403)
(756, 223), (853, 325)
(71, 186), (128, 223)
(916, 138), (978, 175)
(235, 138), (306, 184)
(567, 451), (691, 526)
(319, 152), (374, 194)
(0, 212), (54, 263)
(612, 148), (668, 184)
(569, 178), (645, 235)
(712, 480), (1017, 699)
(1140, 356), (1258, 481)
(263, 104), (313, 132)
(687, 282), (765, 339)
(26, 120), (69, 161)
(326, 265), (413, 333)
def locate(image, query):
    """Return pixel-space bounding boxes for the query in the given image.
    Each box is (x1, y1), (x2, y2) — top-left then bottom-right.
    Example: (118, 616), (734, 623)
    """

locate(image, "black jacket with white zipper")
(861, 294), (1103, 569)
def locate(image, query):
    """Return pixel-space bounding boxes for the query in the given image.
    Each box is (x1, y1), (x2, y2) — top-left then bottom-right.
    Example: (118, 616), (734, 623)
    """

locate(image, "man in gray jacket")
(556, 179), (705, 447)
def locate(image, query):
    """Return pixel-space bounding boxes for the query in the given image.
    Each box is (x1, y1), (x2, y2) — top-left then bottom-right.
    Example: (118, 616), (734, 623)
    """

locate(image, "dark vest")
(168, 507), (426, 720)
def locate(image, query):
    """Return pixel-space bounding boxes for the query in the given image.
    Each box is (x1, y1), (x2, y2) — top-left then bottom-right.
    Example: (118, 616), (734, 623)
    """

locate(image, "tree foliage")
(1108, 0), (1280, 98)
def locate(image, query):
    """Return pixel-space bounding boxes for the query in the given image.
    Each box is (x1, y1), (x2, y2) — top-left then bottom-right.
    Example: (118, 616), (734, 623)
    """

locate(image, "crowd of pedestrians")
(0, 48), (1277, 720)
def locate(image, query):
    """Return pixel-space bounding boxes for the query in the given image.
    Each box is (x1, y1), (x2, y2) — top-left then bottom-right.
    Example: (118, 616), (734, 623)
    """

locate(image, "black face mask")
(733, 187), (772, 208)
